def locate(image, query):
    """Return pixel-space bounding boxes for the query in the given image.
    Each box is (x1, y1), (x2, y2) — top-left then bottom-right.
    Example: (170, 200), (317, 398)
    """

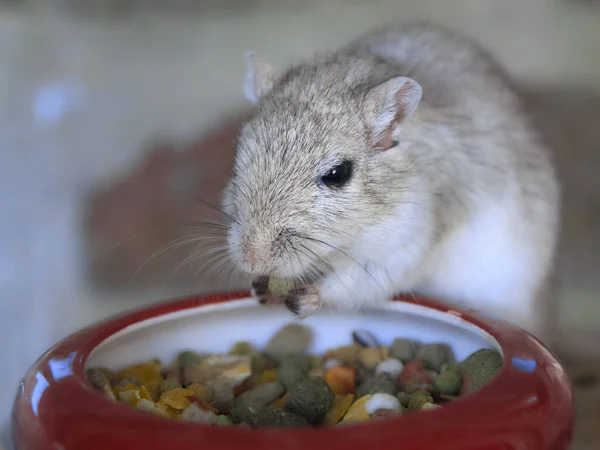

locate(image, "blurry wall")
(1, 0), (600, 448)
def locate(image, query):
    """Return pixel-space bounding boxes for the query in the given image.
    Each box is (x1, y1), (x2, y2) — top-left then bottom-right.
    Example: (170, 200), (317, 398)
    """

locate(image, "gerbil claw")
(252, 277), (320, 316)
(251, 276), (270, 297)
(251, 275), (286, 306)
(284, 296), (301, 314)
(257, 294), (286, 306)
(284, 286), (321, 319)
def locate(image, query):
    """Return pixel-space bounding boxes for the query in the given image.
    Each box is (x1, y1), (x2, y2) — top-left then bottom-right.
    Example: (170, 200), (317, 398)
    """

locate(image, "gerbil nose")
(243, 245), (259, 269)
(240, 234), (273, 274)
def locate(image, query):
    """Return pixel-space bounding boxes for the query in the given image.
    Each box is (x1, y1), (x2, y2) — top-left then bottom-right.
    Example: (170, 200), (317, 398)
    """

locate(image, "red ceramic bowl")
(12, 292), (573, 450)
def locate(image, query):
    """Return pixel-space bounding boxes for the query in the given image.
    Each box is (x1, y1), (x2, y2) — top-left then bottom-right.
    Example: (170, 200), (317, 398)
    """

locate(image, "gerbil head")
(224, 53), (423, 279)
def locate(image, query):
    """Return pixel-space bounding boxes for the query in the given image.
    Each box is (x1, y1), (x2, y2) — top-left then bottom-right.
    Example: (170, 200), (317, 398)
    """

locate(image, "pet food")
(87, 323), (502, 428)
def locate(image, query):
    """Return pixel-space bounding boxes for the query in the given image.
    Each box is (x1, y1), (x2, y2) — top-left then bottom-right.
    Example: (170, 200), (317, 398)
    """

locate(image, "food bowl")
(12, 292), (573, 450)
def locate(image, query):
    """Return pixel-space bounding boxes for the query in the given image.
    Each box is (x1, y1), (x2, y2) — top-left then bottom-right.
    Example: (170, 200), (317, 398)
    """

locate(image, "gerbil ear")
(243, 52), (280, 104)
(363, 77), (422, 150)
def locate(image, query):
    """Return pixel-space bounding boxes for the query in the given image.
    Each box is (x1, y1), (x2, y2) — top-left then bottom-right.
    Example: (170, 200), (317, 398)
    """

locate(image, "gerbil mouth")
(258, 264), (326, 283)
(252, 256), (328, 283)
(284, 261), (330, 285)
(232, 227), (337, 281)
(277, 233), (343, 281)
(255, 268), (326, 294)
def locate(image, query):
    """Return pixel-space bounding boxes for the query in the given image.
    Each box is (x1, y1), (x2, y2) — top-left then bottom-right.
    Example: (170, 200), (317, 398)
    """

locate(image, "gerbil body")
(223, 23), (560, 342)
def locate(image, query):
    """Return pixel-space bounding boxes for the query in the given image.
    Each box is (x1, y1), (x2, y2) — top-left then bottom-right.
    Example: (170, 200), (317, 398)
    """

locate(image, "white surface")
(2, 1), (600, 448)
(86, 297), (498, 371)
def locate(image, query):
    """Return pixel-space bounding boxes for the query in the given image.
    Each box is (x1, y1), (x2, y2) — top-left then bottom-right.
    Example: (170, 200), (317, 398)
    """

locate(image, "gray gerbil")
(222, 22), (560, 343)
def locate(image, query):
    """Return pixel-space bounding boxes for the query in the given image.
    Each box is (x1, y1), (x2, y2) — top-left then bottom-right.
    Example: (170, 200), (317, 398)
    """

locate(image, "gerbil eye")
(321, 160), (353, 188)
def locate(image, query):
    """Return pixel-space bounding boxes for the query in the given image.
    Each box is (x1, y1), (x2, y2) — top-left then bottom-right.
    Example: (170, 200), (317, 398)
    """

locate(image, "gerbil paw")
(251, 276), (285, 305)
(284, 285), (321, 319)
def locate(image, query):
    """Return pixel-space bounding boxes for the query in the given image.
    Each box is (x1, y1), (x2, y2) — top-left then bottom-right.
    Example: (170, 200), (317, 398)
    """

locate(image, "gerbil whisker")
(193, 250), (225, 278)
(293, 244), (324, 281)
(298, 236), (363, 269)
(166, 243), (229, 284)
(194, 250), (232, 288)
(293, 243), (354, 300)
(210, 252), (241, 288)
(297, 234), (378, 283)
(286, 238), (305, 275)
(407, 289), (421, 307)
(203, 251), (236, 286)
(294, 243), (324, 270)
(224, 256), (244, 290)
(193, 196), (240, 225)
(90, 232), (148, 262)
(131, 235), (211, 281)
(305, 245), (356, 298)
(176, 221), (230, 232)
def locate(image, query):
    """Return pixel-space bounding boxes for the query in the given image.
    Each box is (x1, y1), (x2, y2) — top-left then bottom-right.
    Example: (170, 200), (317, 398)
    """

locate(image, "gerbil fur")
(223, 22), (560, 343)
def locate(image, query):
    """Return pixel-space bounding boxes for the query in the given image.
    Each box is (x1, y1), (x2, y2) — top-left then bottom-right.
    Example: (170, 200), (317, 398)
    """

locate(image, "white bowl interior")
(86, 298), (501, 371)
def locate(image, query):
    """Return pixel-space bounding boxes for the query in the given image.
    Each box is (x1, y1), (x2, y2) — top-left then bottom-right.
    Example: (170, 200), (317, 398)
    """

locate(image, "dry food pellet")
(259, 370), (278, 383)
(370, 407), (402, 420)
(269, 391), (290, 409)
(277, 355), (310, 391)
(375, 358), (404, 379)
(357, 372), (395, 397)
(459, 348), (503, 393)
(396, 360), (434, 394)
(181, 403), (218, 423)
(340, 394), (371, 423)
(235, 382), (285, 410)
(255, 408), (309, 427)
(187, 383), (209, 403)
(118, 376), (141, 387)
(358, 347), (385, 369)
(265, 323), (313, 362)
(324, 365), (356, 395)
(217, 414), (232, 426)
(415, 343), (454, 372)
(229, 406), (258, 426)
(177, 351), (204, 369)
(229, 341), (255, 356)
(159, 388), (194, 410)
(323, 358), (343, 370)
(407, 391), (434, 412)
(325, 394), (355, 426)
(206, 378), (235, 413)
(352, 330), (381, 348)
(160, 378), (181, 394)
(434, 364), (463, 395)
(390, 338), (418, 362)
(284, 377), (335, 424)
(324, 344), (361, 366)
(364, 393), (401, 415)
(87, 323), (502, 428)
(162, 366), (181, 383)
(87, 368), (116, 401)
(397, 391), (411, 408)
(309, 368), (325, 378)
(421, 402), (441, 411)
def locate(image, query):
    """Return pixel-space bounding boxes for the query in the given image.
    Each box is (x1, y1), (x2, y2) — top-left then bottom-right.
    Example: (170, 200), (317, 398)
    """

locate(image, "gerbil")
(222, 23), (560, 343)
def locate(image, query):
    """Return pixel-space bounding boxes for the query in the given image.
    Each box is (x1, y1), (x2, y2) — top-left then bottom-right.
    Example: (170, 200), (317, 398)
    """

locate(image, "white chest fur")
(413, 202), (541, 331)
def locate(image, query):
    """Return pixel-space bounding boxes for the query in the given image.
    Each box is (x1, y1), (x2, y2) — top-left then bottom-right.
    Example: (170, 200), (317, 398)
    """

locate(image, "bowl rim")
(86, 294), (503, 364)
(12, 292), (574, 450)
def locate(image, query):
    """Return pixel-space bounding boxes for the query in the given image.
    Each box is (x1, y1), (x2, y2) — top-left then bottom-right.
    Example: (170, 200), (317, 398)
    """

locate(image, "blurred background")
(1, 0), (600, 448)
